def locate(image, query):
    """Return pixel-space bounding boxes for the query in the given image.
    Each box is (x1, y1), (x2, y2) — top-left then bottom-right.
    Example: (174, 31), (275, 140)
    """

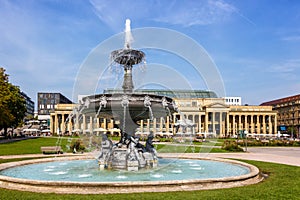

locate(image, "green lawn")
(0, 137), (227, 155)
(0, 160), (299, 200)
(0, 137), (72, 155)
(156, 143), (227, 153)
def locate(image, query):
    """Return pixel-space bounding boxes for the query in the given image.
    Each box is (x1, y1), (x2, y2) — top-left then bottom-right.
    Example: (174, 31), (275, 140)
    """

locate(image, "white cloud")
(90, 0), (237, 29)
(281, 35), (300, 41)
(0, 1), (94, 101)
(268, 59), (300, 80)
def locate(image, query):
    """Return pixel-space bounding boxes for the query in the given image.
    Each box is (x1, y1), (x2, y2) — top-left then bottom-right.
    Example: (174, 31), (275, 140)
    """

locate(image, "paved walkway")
(198, 147), (300, 167)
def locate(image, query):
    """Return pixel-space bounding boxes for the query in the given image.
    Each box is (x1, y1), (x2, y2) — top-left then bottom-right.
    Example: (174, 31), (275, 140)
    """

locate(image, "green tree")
(0, 67), (26, 138)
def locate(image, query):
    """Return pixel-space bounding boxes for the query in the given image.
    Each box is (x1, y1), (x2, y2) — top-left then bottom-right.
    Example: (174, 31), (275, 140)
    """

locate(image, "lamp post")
(244, 130), (248, 152)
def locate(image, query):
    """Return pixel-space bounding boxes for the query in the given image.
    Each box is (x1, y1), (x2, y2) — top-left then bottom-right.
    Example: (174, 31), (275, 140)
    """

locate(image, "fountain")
(0, 19), (263, 194)
(77, 19), (177, 171)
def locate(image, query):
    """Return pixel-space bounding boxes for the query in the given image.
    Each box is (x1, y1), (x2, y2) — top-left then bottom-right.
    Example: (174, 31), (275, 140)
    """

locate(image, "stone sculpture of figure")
(98, 133), (113, 160)
(133, 137), (146, 153)
(145, 134), (154, 153)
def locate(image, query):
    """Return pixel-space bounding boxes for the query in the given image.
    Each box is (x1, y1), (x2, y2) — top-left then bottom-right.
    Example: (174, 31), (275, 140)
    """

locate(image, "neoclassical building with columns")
(50, 90), (277, 138)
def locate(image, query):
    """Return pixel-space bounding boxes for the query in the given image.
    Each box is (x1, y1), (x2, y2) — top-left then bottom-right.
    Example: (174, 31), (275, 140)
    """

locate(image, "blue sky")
(1, 0), (300, 107)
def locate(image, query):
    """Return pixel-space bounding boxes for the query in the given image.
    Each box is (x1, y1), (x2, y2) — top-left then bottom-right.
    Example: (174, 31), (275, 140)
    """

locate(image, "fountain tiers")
(77, 19), (177, 171)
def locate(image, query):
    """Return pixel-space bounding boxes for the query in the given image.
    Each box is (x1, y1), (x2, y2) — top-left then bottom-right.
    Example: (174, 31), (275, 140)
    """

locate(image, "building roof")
(104, 89), (218, 98)
(260, 94), (300, 106)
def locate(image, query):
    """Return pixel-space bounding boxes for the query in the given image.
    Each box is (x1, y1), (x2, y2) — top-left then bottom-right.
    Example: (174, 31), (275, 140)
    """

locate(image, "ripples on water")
(0, 158), (250, 182)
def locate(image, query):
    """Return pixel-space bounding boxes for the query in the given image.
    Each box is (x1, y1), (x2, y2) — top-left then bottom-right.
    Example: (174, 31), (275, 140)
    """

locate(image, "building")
(224, 97), (242, 106)
(37, 92), (72, 125)
(38, 93), (72, 115)
(261, 94), (300, 138)
(50, 104), (77, 134)
(20, 91), (34, 118)
(50, 90), (277, 137)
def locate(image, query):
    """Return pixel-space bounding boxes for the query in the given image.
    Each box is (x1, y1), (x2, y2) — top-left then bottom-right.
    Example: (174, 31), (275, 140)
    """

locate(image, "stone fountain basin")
(0, 155), (262, 194)
(81, 93), (176, 122)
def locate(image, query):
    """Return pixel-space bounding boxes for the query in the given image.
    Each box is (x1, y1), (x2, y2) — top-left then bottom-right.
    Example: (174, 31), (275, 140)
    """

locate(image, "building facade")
(38, 92), (72, 115)
(50, 90), (277, 137)
(261, 94), (300, 138)
(20, 91), (34, 118)
(224, 97), (242, 106)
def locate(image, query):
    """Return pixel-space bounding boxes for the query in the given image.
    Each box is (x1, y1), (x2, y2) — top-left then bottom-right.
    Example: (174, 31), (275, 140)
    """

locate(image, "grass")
(0, 137), (227, 155)
(0, 137), (73, 155)
(156, 143), (228, 153)
(0, 160), (299, 199)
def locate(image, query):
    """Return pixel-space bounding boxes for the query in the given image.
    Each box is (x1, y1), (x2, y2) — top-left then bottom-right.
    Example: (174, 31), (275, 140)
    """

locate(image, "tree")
(0, 67), (26, 138)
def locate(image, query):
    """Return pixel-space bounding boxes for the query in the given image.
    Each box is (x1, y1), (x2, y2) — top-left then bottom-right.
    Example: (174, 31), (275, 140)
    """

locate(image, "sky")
(1, 0), (300, 108)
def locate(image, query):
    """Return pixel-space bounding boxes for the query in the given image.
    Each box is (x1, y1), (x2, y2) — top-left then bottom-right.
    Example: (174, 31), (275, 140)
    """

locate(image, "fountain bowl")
(111, 49), (145, 66)
(0, 155), (263, 194)
(81, 93), (176, 122)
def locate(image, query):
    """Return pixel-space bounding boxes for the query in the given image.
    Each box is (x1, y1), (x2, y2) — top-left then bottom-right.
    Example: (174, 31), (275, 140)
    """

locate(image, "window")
(192, 101), (197, 107)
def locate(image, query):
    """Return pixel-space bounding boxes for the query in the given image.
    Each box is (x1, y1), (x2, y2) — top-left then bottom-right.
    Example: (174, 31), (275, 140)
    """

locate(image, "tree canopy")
(0, 67), (26, 137)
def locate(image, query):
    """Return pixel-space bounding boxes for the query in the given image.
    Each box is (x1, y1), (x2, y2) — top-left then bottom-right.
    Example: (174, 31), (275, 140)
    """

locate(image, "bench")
(41, 146), (63, 154)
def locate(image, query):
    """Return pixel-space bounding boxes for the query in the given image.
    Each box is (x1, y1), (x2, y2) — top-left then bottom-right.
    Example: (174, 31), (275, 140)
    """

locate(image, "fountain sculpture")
(0, 20), (262, 194)
(77, 19), (177, 171)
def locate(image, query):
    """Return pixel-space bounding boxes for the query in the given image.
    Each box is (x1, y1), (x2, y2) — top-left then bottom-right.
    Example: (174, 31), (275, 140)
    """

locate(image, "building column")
(75, 113), (79, 131)
(219, 112), (223, 137)
(245, 115), (248, 132)
(238, 114), (242, 132)
(205, 112), (209, 133)
(89, 116), (93, 133)
(268, 115), (273, 134)
(61, 114), (65, 134)
(160, 117), (163, 132)
(250, 115), (254, 134)
(166, 116), (170, 133)
(262, 115), (266, 134)
(96, 118), (100, 129)
(212, 112), (215, 133)
(232, 115), (236, 136)
(226, 113), (230, 137)
(82, 114), (86, 133)
(152, 118), (156, 133)
(256, 115), (260, 134)
(54, 114), (59, 135)
(198, 114), (202, 133)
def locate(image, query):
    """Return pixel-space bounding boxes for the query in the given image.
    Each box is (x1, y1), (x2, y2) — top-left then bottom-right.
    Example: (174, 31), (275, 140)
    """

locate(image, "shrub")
(222, 140), (244, 152)
(70, 139), (85, 152)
